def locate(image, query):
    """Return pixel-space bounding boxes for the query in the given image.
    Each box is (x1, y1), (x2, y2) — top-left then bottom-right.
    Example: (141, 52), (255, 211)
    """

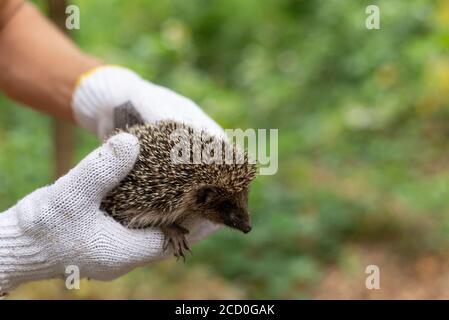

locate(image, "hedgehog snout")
(240, 223), (252, 234)
(227, 217), (252, 234)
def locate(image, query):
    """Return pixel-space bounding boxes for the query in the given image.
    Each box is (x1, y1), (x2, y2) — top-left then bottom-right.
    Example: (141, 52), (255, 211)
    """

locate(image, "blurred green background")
(3, 0), (449, 299)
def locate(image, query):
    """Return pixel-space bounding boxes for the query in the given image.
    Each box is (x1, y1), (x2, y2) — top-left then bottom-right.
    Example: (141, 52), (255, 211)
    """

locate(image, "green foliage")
(3, 0), (449, 298)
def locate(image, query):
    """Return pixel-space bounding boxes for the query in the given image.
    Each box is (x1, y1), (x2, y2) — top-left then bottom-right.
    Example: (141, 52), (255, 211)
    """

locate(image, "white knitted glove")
(71, 65), (222, 246)
(72, 65), (226, 140)
(0, 133), (170, 294)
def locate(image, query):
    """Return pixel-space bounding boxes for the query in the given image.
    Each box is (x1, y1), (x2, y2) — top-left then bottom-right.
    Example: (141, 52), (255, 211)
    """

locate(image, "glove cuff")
(0, 208), (54, 295)
(71, 65), (143, 137)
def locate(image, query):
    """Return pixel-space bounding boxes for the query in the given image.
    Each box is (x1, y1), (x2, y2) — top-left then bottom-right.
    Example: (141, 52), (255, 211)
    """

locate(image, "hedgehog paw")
(161, 224), (191, 261)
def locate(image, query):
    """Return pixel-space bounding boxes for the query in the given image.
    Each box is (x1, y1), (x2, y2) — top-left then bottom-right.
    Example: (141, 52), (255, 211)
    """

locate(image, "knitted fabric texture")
(0, 134), (167, 294)
(72, 65), (226, 140)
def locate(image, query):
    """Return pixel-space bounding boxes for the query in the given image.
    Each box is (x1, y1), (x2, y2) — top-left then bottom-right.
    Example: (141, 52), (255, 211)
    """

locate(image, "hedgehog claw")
(177, 241), (187, 262)
(161, 224), (190, 261)
(183, 238), (191, 253)
(163, 237), (170, 251)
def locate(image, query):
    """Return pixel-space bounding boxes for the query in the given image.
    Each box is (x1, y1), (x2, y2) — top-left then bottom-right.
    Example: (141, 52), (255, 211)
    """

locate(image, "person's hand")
(72, 65), (226, 140)
(71, 65), (223, 246)
(0, 133), (169, 294)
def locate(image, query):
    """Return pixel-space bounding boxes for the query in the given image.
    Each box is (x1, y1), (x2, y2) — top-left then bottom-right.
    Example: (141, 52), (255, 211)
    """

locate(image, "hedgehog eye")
(221, 201), (233, 211)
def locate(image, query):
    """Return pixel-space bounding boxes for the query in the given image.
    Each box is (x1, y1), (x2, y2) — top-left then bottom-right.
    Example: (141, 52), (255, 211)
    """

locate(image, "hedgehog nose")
(242, 225), (252, 234)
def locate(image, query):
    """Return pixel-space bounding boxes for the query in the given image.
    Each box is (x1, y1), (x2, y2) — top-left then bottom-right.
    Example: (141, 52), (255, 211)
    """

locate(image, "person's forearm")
(0, 1), (102, 121)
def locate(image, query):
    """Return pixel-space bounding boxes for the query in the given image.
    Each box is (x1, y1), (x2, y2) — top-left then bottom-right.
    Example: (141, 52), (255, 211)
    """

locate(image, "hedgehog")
(100, 102), (257, 260)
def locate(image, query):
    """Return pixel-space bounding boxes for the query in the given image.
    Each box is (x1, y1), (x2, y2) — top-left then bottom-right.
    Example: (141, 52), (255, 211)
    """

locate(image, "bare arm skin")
(0, 0), (102, 121)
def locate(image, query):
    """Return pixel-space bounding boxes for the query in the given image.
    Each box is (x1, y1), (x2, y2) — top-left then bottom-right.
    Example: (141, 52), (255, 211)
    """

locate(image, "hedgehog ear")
(196, 186), (219, 205)
(113, 101), (145, 130)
